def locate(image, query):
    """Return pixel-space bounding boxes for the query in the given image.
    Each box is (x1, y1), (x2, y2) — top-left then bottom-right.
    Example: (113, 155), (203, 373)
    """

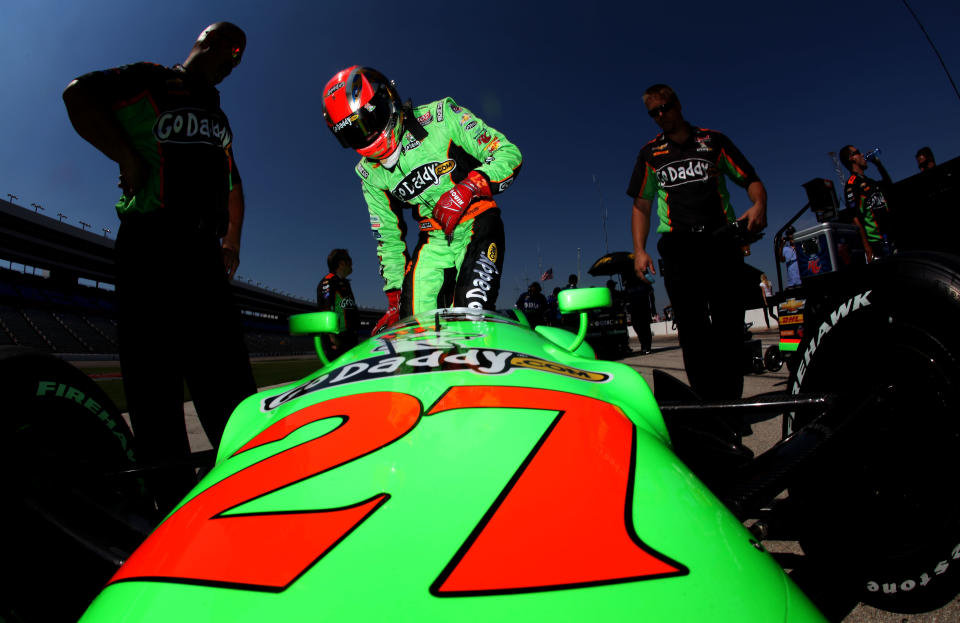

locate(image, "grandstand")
(0, 198), (377, 358)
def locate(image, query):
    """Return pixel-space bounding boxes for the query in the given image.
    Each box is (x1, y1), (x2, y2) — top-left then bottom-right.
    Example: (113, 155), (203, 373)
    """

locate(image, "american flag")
(540, 267), (553, 281)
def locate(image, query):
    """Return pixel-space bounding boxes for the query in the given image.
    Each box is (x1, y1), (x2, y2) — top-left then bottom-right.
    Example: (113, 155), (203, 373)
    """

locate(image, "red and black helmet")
(322, 66), (403, 160)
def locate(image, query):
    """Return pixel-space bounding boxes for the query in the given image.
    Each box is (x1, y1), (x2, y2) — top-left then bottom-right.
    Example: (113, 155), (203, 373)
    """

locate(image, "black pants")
(630, 302), (652, 351)
(658, 233), (744, 400)
(116, 214), (256, 513)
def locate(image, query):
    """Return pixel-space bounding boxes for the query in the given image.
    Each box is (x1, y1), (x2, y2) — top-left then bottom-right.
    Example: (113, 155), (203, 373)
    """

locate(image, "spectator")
(759, 273), (775, 328)
(63, 22), (257, 514)
(546, 287), (562, 326)
(317, 248), (360, 360)
(840, 144), (895, 261)
(321, 67), (522, 334)
(515, 281), (548, 327)
(627, 83), (767, 402)
(916, 146), (936, 172)
(562, 273), (579, 290)
(779, 229), (802, 288)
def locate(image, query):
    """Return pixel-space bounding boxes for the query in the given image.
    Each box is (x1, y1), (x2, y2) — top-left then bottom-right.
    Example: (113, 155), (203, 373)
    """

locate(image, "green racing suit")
(354, 97), (522, 315)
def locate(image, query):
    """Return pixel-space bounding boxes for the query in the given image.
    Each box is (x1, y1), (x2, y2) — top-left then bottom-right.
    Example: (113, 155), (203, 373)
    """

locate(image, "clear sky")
(2, 0), (958, 310)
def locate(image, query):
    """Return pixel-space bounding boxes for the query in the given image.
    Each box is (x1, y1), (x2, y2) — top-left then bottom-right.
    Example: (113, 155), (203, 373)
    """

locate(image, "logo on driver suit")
(392, 160), (456, 201)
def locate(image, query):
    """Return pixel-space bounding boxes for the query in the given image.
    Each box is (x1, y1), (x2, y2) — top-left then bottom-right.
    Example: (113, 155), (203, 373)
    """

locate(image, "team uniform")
(515, 289), (548, 327)
(627, 125), (760, 401)
(317, 272), (359, 359)
(845, 173), (893, 257)
(70, 62), (256, 509)
(354, 97), (522, 315)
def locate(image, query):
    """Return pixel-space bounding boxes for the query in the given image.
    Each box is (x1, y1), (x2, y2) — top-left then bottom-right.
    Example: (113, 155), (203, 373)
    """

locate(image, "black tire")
(751, 356), (766, 375)
(764, 345), (783, 372)
(0, 348), (148, 622)
(786, 253), (960, 613)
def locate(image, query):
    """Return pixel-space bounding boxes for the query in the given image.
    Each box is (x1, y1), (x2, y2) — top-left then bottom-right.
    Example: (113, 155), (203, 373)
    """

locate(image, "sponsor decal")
(486, 243), (498, 263)
(465, 255), (499, 310)
(498, 178), (514, 192)
(653, 142), (668, 150)
(154, 108), (231, 147)
(464, 121), (477, 131)
(792, 290), (872, 392)
(807, 258), (822, 274)
(436, 102), (444, 122)
(780, 298), (804, 312)
(333, 113), (359, 133)
(450, 104), (462, 113)
(419, 221), (433, 230)
(695, 135), (712, 152)
(261, 347), (611, 410)
(486, 139), (501, 153)
(460, 114), (472, 126)
(476, 131), (492, 147)
(417, 111), (433, 125)
(654, 158), (714, 188)
(866, 543), (960, 596)
(778, 313), (803, 325)
(326, 81), (345, 97)
(484, 156), (496, 165)
(35, 382), (134, 460)
(653, 150), (670, 156)
(392, 160), (457, 201)
(401, 138), (421, 155)
(356, 162), (369, 179)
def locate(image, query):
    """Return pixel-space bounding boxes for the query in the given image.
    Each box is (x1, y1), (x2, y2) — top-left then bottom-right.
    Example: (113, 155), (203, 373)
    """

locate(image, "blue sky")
(2, 0), (958, 310)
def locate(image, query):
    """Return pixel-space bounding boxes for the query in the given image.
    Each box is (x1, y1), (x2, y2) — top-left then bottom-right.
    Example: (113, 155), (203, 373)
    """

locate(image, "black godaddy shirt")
(626, 124), (759, 233)
(73, 62), (240, 235)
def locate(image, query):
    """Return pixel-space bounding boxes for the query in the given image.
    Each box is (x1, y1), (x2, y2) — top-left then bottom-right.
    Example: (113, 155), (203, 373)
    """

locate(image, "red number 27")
(110, 387), (687, 594)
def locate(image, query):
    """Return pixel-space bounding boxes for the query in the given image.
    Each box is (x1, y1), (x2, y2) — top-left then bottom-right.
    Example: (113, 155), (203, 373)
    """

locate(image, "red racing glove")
(372, 289), (402, 335)
(434, 171), (492, 240)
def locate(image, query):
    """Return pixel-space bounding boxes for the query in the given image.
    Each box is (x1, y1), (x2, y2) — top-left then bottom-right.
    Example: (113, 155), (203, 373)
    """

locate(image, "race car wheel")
(786, 253), (960, 614)
(0, 348), (148, 622)
(763, 345), (783, 372)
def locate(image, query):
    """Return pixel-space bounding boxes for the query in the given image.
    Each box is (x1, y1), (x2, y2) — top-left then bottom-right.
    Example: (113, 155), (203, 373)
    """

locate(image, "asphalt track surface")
(166, 330), (958, 622)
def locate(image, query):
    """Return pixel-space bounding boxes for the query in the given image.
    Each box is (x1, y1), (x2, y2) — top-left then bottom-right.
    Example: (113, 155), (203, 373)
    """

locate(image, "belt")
(418, 198), (497, 231)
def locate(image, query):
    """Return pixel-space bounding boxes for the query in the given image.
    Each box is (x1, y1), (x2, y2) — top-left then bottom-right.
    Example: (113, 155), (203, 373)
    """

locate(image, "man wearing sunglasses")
(839, 144), (895, 262)
(63, 22), (256, 514)
(626, 83), (767, 406)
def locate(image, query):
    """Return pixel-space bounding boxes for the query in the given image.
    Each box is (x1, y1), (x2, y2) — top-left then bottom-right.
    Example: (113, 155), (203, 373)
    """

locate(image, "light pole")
(57, 213), (68, 223)
(31, 203), (43, 214)
(102, 227), (111, 238)
(7, 194), (18, 204)
(79, 221), (91, 232)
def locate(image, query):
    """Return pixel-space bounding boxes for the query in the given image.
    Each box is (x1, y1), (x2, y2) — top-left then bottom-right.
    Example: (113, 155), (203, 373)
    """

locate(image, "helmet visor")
(330, 85), (397, 150)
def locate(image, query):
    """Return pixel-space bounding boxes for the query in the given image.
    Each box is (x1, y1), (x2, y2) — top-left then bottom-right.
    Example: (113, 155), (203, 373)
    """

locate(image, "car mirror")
(289, 311), (341, 365)
(556, 287), (612, 352)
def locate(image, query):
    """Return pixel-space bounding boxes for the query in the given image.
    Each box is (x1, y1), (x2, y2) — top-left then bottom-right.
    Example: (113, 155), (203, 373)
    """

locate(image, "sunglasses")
(230, 46), (243, 66)
(850, 150), (861, 156)
(647, 100), (676, 118)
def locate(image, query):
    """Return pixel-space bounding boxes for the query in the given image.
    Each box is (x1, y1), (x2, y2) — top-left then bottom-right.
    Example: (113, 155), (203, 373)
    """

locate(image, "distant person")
(63, 22), (257, 514)
(779, 228), (802, 288)
(759, 273), (775, 328)
(317, 248), (359, 360)
(916, 146), (936, 172)
(321, 66), (522, 334)
(562, 273), (579, 290)
(840, 144), (895, 261)
(515, 281), (548, 327)
(546, 287), (561, 325)
(624, 273), (655, 354)
(627, 83), (767, 402)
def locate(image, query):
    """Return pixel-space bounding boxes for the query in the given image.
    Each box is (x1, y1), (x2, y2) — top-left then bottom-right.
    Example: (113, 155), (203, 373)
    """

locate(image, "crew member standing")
(63, 22), (257, 513)
(317, 248), (360, 359)
(840, 145), (895, 261)
(627, 84), (767, 401)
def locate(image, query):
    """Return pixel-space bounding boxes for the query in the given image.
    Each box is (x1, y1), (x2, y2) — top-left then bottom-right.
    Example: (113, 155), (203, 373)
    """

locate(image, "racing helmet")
(322, 66), (403, 160)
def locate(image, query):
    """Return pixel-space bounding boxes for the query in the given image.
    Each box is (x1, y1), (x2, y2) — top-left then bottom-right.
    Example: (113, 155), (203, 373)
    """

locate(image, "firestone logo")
(153, 108), (231, 147)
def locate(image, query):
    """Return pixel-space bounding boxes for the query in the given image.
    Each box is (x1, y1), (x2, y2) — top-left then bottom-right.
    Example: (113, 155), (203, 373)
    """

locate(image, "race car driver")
(322, 66), (522, 333)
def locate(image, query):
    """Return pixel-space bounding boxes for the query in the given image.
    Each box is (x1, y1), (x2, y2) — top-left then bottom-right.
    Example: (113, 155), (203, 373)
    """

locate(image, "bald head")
(183, 22), (246, 85)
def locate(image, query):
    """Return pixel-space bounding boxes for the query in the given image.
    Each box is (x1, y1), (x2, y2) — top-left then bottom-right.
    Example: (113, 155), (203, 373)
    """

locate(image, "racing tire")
(763, 345), (783, 372)
(0, 348), (148, 622)
(786, 253), (960, 614)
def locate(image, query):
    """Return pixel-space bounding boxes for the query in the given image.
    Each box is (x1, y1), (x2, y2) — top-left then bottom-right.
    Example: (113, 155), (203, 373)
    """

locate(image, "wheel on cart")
(0, 348), (150, 622)
(786, 253), (960, 614)
(763, 345), (783, 372)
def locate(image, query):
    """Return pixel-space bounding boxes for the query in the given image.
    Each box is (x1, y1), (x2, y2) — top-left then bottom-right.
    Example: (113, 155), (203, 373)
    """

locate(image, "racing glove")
(434, 171), (492, 240)
(372, 289), (402, 335)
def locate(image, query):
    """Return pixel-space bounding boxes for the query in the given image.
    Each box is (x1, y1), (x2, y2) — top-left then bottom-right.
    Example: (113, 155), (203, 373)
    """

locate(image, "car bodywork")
(79, 292), (824, 622)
